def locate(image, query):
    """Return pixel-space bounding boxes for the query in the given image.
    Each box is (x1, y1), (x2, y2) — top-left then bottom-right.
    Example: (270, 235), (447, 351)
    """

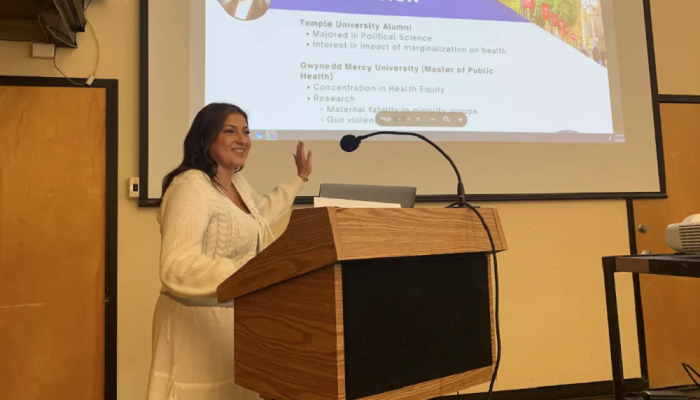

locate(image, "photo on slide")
(218, 0), (272, 21)
(498, 0), (607, 67)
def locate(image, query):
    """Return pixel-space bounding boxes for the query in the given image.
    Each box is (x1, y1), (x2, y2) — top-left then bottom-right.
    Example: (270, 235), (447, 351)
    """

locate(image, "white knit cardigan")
(156, 169), (306, 300)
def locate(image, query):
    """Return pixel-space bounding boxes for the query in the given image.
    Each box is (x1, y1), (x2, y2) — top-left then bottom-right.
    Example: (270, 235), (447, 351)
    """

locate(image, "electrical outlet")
(129, 177), (140, 198)
(32, 43), (55, 59)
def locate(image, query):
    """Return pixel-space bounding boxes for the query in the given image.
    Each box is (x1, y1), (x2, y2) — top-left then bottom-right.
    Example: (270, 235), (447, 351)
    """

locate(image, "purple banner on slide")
(270, 0), (528, 23)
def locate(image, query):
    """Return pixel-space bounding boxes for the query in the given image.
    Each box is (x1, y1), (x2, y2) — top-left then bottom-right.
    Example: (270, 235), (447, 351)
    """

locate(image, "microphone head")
(340, 135), (360, 152)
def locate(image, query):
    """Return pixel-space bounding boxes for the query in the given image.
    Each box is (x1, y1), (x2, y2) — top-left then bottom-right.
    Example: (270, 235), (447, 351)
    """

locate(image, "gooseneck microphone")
(340, 132), (466, 206)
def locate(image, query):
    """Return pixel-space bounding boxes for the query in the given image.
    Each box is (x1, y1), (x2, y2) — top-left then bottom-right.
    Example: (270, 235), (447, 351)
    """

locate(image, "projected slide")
(206, 0), (620, 143)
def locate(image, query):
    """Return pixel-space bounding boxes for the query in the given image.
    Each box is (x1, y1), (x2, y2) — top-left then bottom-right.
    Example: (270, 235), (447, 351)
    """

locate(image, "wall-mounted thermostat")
(129, 177), (140, 198)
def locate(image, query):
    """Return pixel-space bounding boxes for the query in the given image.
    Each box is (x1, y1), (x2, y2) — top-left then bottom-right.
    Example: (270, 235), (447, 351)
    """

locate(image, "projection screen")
(142, 0), (662, 202)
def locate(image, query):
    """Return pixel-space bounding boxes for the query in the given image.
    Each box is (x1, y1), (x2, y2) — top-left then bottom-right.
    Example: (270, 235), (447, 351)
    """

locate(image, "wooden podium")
(217, 207), (507, 400)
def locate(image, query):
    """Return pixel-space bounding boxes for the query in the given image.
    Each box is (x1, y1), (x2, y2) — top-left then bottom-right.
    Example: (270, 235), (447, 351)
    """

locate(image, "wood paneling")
(357, 367), (492, 400)
(634, 104), (700, 255)
(234, 259), (496, 400)
(651, 0), (700, 95)
(218, 207), (339, 302)
(633, 103), (700, 388)
(335, 266), (346, 400)
(639, 275), (700, 388)
(219, 207), (505, 301)
(234, 265), (344, 400)
(0, 86), (106, 400)
(489, 258), (497, 365)
(334, 207), (506, 261)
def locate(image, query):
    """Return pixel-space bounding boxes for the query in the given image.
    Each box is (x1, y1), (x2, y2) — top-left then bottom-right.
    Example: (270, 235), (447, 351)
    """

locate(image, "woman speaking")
(146, 103), (312, 400)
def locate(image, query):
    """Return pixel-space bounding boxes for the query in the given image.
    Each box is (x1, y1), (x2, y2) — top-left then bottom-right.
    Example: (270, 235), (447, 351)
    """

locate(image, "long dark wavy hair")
(162, 103), (248, 196)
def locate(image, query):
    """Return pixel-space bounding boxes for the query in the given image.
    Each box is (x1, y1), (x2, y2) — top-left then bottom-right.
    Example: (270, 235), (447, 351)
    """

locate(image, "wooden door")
(632, 103), (700, 388)
(0, 85), (107, 400)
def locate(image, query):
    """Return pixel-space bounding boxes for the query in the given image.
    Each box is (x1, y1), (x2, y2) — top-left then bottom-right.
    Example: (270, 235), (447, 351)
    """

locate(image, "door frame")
(0, 76), (119, 400)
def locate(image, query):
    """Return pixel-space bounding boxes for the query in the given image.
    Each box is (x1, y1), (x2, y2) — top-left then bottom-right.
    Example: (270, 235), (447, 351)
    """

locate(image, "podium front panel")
(341, 253), (493, 400)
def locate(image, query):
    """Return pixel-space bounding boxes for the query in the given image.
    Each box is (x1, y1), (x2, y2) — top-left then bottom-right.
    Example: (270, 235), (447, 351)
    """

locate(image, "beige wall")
(6, 0), (699, 397)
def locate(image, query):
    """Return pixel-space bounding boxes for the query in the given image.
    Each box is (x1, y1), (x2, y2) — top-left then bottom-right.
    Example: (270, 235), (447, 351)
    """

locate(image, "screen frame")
(138, 0), (667, 207)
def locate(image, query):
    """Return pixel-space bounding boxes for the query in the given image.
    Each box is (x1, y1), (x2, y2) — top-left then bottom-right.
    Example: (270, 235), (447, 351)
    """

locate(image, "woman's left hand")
(294, 141), (313, 182)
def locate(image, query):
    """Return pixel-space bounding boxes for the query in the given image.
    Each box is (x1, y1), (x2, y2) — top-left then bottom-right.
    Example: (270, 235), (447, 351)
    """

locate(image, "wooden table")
(603, 254), (700, 400)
